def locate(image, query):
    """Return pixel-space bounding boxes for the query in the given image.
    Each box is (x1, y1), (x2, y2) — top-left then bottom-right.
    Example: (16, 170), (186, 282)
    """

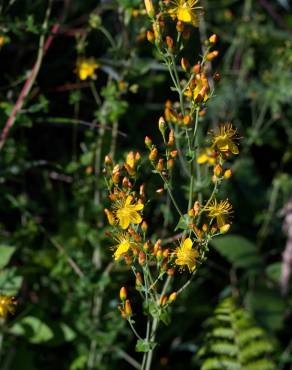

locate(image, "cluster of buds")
(118, 287), (133, 319)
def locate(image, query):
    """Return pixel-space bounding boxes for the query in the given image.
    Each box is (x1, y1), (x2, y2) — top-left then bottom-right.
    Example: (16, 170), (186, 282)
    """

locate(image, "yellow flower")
(168, 0), (203, 26)
(197, 147), (216, 165)
(184, 73), (209, 103)
(175, 238), (199, 272)
(76, 57), (99, 80)
(112, 195), (144, 229)
(112, 232), (132, 260)
(0, 295), (17, 318)
(211, 124), (239, 156)
(204, 199), (232, 230)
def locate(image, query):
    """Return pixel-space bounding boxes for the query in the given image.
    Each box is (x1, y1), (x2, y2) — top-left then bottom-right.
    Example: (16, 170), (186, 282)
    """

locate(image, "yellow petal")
(118, 213), (130, 229)
(197, 153), (208, 164)
(182, 238), (193, 250)
(134, 203), (144, 211)
(114, 241), (130, 260)
(229, 141), (239, 155)
(129, 212), (142, 225)
(177, 8), (192, 22)
(125, 195), (133, 206)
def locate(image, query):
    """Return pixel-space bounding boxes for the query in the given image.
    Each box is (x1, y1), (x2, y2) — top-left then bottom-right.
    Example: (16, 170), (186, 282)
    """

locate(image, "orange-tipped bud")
(176, 20), (184, 33)
(136, 272), (143, 288)
(143, 241), (150, 252)
(112, 171), (120, 184)
(160, 295), (168, 306)
(194, 201), (200, 215)
(206, 50), (219, 61)
(145, 136), (152, 149)
(125, 300), (133, 317)
(118, 304), (127, 319)
(193, 63), (201, 74)
(153, 239), (161, 255)
(163, 249), (169, 258)
(167, 129), (174, 147)
(140, 183), (145, 198)
(170, 150), (178, 158)
(104, 209), (115, 225)
(147, 30), (155, 43)
(209, 34), (218, 44)
(156, 249), (163, 261)
(167, 158), (174, 170)
(149, 148), (158, 161)
(166, 36), (174, 50)
(224, 169), (232, 179)
(144, 0), (155, 17)
(124, 255), (133, 265)
(157, 158), (164, 172)
(139, 251), (146, 265)
(183, 115), (191, 125)
(120, 287), (127, 301)
(181, 57), (189, 72)
(141, 221), (148, 233)
(199, 109), (206, 117)
(202, 223), (208, 232)
(168, 292), (177, 303)
(188, 208), (195, 217)
(214, 164), (222, 177)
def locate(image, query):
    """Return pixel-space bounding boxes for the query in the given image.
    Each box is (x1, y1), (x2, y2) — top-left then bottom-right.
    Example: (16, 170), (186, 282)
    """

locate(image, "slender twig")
(0, 0), (57, 151)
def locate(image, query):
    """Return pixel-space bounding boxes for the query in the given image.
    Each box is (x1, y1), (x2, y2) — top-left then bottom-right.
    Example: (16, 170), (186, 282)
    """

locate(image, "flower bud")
(183, 115), (191, 125)
(104, 155), (112, 166)
(213, 71), (221, 81)
(104, 209), (115, 225)
(136, 272), (143, 288)
(206, 50), (219, 61)
(170, 150), (178, 158)
(160, 295), (168, 306)
(202, 223), (208, 232)
(141, 221), (148, 233)
(220, 224), (231, 234)
(118, 304), (126, 319)
(143, 241), (150, 252)
(209, 34), (218, 44)
(147, 30), (155, 43)
(157, 158), (164, 172)
(149, 148), (158, 161)
(167, 268), (175, 276)
(193, 63), (200, 74)
(139, 251), (146, 265)
(145, 136), (152, 149)
(156, 188), (164, 194)
(167, 158), (174, 170)
(167, 129), (174, 147)
(120, 287), (127, 301)
(112, 171), (120, 184)
(168, 292), (177, 303)
(181, 57), (189, 72)
(125, 300), (133, 317)
(224, 169), (232, 179)
(163, 248), (169, 258)
(214, 164), (222, 177)
(159, 116), (166, 134)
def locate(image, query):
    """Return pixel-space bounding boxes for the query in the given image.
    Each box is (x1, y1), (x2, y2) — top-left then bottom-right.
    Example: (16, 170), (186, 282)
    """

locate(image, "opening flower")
(112, 232), (133, 260)
(197, 147), (217, 166)
(184, 73), (209, 103)
(0, 295), (17, 318)
(167, 0), (203, 27)
(76, 57), (99, 81)
(204, 198), (232, 230)
(211, 124), (239, 156)
(112, 195), (144, 229)
(175, 238), (199, 272)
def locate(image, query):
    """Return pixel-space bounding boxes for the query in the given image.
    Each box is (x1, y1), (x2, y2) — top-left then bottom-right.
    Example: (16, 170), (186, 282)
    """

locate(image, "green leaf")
(0, 245), (16, 269)
(160, 308), (171, 326)
(0, 268), (23, 295)
(175, 214), (190, 231)
(10, 316), (54, 343)
(135, 339), (157, 353)
(211, 235), (262, 270)
(266, 262), (281, 283)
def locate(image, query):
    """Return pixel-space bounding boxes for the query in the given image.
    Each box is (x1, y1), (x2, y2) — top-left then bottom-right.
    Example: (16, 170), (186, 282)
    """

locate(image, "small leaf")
(135, 339), (157, 353)
(0, 245), (16, 269)
(160, 308), (171, 326)
(175, 214), (190, 231)
(10, 316), (54, 343)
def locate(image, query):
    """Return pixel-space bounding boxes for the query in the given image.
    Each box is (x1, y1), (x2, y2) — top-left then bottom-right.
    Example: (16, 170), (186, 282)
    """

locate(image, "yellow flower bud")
(160, 295), (168, 306)
(206, 50), (219, 61)
(147, 30), (155, 43)
(156, 158), (164, 172)
(168, 292), (177, 303)
(145, 136), (152, 149)
(167, 158), (174, 170)
(168, 129), (174, 147)
(224, 169), (232, 179)
(214, 164), (222, 177)
(104, 155), (112, 166)
(104, 209), (115, 225)
(220, 224), (231, 234)
(120, 287), (127, 301)
(125, 300), (133, 317)
(181, 57), (189, 72)
(209, 34), (218, 44)
(149, 148), (158, 161)
(183, 115), (191, 125)
(166, 36), (174, 50)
